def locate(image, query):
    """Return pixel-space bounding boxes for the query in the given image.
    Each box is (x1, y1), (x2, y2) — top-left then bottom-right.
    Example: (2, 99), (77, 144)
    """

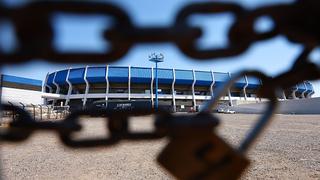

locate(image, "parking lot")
(1, 114), (319, 179)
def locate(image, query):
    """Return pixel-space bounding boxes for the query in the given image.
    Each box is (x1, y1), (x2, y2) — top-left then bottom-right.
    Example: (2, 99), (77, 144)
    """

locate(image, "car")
(217, 107), (235, 114)
(217, 108), (225, 113)
(224, 109), (236, 114)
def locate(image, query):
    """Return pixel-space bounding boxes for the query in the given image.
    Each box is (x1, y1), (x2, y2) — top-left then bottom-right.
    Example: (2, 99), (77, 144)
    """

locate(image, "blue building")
(41, 66), (315, 112)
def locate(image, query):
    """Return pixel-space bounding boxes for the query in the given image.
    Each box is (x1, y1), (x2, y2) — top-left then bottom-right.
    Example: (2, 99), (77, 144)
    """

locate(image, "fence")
(1, 102), (70, 124)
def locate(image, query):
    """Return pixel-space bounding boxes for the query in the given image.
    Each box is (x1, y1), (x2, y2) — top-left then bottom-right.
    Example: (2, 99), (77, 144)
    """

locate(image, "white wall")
(230, 98), (320, 114)
(277, 97), (320, 114)
(1, 87), (43, 105)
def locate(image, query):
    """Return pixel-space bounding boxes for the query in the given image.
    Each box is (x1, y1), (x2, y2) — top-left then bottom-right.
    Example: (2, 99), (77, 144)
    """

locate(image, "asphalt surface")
(1, 114), (319, 179)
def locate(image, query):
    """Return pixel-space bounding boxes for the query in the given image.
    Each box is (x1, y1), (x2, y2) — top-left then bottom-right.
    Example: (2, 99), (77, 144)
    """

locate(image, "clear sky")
(1, 0), (319, 96)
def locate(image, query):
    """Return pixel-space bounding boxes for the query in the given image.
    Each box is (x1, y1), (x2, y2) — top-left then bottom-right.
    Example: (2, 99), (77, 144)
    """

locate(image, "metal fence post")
(46, 105), (50, 119)
(19, 102), (25, 110)
(8, 101), (15, 121)
(38, 104), (42, 121)
(31, 104), (36, 120)
(55, 106), (58, 119)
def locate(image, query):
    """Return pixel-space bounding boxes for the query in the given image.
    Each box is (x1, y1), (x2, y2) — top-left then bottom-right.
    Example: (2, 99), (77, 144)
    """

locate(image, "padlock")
(157, 71), (277, 179)
(157, 112), (249, 180)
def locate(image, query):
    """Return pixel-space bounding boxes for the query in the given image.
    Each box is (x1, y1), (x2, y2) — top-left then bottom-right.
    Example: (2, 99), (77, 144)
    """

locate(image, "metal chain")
(0, 103), (217, 148)
(0, 0), (318, 152)
(0, 1), (319, 90)
(0, 1), (319, 63)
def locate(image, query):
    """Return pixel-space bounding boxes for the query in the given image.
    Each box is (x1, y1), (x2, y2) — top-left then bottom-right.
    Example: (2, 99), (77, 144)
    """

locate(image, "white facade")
(1, 87), (43, 105)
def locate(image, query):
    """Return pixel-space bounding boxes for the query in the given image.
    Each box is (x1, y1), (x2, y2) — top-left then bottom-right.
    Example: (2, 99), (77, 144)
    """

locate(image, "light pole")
(149, 53), (164, 111)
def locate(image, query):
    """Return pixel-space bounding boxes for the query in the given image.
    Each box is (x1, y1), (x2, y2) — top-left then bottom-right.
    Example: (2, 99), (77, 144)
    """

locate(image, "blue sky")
(2, 0), (319, 96)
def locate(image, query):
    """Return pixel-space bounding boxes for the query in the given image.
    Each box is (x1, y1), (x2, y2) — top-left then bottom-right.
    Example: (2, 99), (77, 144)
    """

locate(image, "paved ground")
(1, 114), (319, 179)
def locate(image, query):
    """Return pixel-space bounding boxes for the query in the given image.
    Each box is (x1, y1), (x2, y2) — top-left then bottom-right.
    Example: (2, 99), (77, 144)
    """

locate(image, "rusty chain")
(0, 1), (318, 62)
(1, 0), (320, 179)
(0, 0), (318, 86)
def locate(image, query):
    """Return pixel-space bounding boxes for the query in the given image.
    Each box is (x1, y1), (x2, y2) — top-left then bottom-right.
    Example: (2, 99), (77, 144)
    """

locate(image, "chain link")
(1, 102), (224, 149)
(0, 1), (319, 90)
(0, 1), (320, 63)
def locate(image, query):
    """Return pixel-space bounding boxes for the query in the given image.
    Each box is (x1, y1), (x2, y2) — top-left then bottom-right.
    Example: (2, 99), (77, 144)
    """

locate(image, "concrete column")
(52, 71), (59, 106)
(282, 90), (287, 100)
(83, 66), (90, 107)
(128, 66), (131, 100)
(210, 70), (215, 97)
(192, 70), (196, 110)
(243, 75), (248, 101)
(227, 72), (233, 106)
(292, 85), (298, 99)
(302, 82), (308, 99)
(46, 80), (52, 93)
(307, 83), (314, 98)
(151, 67), (154, 107)
(308, 90), (315, 98)
(105, 65), (109, 100)
(65, 68), (73, 105)
(53, 71), (60, 94)
(172, 68), (176, 112)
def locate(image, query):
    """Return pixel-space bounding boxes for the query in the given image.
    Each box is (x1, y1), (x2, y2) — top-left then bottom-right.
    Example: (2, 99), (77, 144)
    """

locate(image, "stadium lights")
(149, 53), (164, 111)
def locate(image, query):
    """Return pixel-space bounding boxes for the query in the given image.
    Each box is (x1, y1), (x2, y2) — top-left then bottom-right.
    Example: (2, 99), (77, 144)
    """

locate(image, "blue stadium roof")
(2, 74), (42, 87)
(44, 66), (313, 93)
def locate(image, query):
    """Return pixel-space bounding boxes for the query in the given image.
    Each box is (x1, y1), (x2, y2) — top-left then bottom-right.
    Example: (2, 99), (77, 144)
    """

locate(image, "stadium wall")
(0, 66), (315, 112)
(42, 65), (315, 112)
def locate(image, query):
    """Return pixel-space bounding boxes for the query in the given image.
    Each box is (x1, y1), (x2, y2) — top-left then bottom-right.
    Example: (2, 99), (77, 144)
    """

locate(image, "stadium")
(29, 65), (314, 112)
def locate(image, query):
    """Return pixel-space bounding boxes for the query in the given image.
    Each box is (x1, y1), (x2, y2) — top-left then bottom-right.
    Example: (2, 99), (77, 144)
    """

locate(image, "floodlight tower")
(149, 53), (164, 111)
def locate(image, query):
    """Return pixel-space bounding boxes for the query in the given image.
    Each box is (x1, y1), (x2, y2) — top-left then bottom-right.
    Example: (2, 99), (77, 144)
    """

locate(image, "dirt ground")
(1, 114), (319, 179)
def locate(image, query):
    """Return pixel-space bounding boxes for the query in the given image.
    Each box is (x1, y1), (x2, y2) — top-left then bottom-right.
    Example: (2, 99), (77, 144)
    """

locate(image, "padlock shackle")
(200, 71), (278, 153)
(238, 96), (277, 152)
